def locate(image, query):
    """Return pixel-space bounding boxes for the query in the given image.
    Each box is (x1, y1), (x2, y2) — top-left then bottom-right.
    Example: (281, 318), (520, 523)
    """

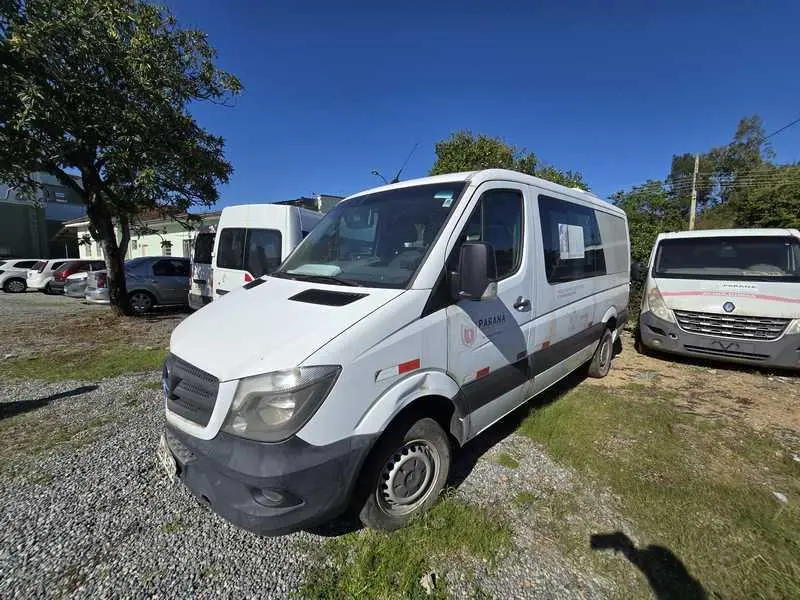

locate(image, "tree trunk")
(86, 193), (132, 316)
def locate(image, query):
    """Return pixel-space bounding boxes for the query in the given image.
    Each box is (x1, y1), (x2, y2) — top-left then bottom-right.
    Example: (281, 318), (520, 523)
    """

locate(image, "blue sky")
(170, 0), (800, 205)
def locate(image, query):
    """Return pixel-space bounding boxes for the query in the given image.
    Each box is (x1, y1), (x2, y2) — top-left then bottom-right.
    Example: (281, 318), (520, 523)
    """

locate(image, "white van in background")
(212, 204), (323, 298)
(188, 226), (216, 310)
(640, 229), (800, 370)
(159, 169), (630, 536)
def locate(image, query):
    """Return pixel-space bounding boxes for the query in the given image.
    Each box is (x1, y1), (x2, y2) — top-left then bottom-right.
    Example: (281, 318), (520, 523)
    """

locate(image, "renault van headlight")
(222, 366), (341, 442)
(785, 319), (800, 336)
(645, 284), (676, 323)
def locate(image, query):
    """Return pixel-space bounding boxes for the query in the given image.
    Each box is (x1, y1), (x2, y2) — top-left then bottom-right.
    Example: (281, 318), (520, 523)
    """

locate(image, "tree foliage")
(429, 131), (587, 190)
(0, 0), (241, 314)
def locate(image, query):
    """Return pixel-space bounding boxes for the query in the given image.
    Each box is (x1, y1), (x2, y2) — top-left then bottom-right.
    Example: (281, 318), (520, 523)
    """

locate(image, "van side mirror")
(451, 242), (498, 301)
(631, 262), (646, 282)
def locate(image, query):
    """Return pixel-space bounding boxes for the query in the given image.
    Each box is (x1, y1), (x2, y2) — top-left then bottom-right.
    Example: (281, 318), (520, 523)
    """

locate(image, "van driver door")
(446, 182), (534, 439)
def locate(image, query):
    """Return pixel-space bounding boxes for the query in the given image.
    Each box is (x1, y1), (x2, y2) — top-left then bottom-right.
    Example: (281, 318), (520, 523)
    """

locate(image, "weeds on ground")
(517, 383), (800, 600)
(0, 345), (166, 381)
(494, 452), (519, 469)
(299, 495), (510, 600)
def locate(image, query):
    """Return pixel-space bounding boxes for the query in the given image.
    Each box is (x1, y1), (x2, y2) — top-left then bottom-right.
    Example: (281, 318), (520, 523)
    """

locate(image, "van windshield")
(276, 182), (466, 288)
(654, 236), (800, 282)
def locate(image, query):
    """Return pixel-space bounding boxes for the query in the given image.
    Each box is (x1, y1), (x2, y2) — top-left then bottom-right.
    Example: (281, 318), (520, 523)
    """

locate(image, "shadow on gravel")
(590, 532), (707, 600)
(0, 385), (99, 420)
(448, 369), (588, 489)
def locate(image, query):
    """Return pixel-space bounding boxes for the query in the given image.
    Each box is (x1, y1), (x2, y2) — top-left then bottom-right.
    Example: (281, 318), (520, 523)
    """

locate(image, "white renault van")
(159, 169), (630, 535)
(640, 229), (800, 369)
(212, 204), (323, 298)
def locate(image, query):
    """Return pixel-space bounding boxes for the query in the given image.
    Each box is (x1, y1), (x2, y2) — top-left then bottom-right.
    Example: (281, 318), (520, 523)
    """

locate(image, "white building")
(63, 210), (221, 260)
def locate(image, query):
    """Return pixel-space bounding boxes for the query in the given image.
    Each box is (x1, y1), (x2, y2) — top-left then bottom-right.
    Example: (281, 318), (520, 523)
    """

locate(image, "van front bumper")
(640, 311), (800, 370)
(164, 425), (376, 536)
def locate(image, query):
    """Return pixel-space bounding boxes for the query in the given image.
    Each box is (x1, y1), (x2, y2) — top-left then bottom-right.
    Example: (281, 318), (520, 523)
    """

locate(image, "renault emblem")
(723, 302), (735, 313)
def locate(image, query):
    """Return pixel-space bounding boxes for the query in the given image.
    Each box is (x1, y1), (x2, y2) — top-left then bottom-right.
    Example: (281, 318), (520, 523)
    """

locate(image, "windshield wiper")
(277, 272), (362, 287)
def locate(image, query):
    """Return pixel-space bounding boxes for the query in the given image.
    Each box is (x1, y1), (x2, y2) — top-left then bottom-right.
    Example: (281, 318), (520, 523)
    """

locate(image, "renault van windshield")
(653, 236), (800, 282)
(275, 182), (466, 288)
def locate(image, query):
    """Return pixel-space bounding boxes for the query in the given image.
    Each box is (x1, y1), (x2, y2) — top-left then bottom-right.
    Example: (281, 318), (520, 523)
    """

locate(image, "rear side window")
(216, 228), (246, 270)
(51, 261), (66, 271)
(14, 260), (39, 269)
(538, 195), (607, 284)
(193, 232), (214, 264)
(91, 260), (106, 270)
(245, 229), (282, 277)
(217, 227), (282, 277)
(153, 259), (190, 277)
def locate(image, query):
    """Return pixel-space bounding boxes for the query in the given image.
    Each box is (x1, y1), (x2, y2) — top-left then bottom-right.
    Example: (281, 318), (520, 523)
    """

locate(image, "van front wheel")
(587, 328), (614, 378)
(357, 417), (451, 531)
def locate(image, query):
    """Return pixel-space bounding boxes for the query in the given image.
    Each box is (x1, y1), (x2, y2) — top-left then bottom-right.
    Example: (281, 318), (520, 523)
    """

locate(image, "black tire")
(356, 416), (451, 532)
(587, 328), (614, 378)
(129, 290), (156, 315)
(42, 283), (53, 295)
(2, 278), (27, 293)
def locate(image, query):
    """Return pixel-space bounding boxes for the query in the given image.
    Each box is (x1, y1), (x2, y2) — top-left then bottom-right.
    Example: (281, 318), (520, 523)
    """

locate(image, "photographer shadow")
(590, 532), (707, 600)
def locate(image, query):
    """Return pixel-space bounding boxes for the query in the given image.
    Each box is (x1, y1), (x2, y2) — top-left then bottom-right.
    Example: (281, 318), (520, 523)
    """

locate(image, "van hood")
(654, 277), (800, 319)
(170, 276), (404, 381)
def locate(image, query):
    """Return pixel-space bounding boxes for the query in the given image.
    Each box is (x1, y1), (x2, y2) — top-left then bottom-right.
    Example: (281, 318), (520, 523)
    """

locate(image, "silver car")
(85, 256), (191, 314)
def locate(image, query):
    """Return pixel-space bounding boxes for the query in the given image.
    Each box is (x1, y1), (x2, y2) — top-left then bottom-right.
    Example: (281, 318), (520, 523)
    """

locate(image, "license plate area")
(157, 433), (177, 483)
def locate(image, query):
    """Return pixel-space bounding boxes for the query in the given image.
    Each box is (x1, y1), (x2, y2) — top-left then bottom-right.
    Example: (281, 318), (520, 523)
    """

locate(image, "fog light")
(251, 487), (300, 508)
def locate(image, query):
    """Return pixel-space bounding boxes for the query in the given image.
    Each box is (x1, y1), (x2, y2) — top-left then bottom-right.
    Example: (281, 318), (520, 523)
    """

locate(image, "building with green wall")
(0, 172), (86, 259)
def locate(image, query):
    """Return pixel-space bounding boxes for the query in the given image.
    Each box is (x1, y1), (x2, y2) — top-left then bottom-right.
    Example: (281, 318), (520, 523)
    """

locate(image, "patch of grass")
(299, 495), (511, 600)
(517, 383), (800, 600)
(513, 491), (537, 509)
(0, 345), (166, 382)
(0, 413), (113, 470)
(494, 452), (519, 469)
(161, 518), (184, 534)
(142, 380), (164, 391)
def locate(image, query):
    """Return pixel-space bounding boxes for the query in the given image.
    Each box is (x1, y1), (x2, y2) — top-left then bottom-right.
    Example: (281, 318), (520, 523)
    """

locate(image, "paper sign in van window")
(434, 190), (454, 208)
(559, 224), (585, 259)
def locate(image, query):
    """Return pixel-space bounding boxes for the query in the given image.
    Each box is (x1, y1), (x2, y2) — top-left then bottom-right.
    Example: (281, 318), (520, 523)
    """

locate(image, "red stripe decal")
(476, 367), (490, 379)
(660, 290), (800, 304)
(398, 359), (420, 374)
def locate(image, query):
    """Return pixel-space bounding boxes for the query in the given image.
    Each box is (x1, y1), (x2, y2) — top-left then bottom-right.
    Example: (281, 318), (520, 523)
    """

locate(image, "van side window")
(538, 195), (606, 283)
(451, 189), (524, 280)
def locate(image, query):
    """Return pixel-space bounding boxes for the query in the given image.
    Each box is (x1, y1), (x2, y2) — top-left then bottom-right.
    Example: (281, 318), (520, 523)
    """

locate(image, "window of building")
(182, 238), (192, 258)
(538, 195), (606, 283)
(53, 191), (67, 203)
(449, 189), (524, 280)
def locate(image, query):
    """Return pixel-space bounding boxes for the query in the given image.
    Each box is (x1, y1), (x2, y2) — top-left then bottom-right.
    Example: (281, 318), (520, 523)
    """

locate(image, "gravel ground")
(0, 372), (623, 599)
(0, 290), (107, 323)
(0, 375), (320, 599)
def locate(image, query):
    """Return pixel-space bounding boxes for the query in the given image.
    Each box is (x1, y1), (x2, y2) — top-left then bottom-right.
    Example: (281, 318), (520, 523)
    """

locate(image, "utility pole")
(689, 153), (699, 230)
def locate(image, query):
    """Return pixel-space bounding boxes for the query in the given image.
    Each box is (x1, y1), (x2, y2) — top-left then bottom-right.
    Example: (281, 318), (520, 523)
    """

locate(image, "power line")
(763, 115), (800, 140)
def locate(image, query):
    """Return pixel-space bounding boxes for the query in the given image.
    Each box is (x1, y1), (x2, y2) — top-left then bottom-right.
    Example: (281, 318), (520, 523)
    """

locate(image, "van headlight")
(645, 284), (676, 323)
(221, 366), (341, 442)
(785, 319), (800, 336)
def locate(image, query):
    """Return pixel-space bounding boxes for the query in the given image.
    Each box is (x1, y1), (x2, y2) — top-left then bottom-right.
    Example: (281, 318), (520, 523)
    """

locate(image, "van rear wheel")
(587, 328), (614, 378)
(357, 417), (451, 531)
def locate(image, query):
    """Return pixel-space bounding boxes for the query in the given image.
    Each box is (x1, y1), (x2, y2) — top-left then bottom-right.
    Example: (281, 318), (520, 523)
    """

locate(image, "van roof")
(657, 228), (800, 240)
(344, 169), (624, 216)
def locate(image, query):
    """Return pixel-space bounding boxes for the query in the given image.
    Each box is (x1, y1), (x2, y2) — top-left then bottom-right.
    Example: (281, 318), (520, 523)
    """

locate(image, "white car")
(27, 259), (70, 294)
(0, 259), (43, 293)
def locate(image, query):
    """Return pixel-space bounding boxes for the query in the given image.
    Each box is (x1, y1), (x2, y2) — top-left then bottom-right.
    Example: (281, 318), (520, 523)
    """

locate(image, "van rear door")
(214, 227), (282, 296)
(190, 231), (215, 303)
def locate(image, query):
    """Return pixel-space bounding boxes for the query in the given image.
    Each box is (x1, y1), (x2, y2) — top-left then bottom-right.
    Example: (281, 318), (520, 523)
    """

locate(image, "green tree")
(727, 164), (800, 228)
(0, 0), (241, 314)
(429, 131), (587, 190)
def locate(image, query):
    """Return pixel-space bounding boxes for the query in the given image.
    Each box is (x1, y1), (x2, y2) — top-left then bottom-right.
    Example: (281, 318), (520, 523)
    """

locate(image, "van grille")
(674, 310), (790, 341)
(165, 355), (219, 426)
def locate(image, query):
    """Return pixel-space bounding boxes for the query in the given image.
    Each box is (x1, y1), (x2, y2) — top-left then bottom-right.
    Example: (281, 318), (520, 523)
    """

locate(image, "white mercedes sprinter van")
(640, 229), (800, 369)
(159, 169), (630, 535)
(212, 204), (323, 298)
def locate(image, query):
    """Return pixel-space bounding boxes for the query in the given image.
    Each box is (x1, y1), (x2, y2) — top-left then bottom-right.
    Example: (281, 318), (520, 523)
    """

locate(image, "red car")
(49, 260), (107, 294)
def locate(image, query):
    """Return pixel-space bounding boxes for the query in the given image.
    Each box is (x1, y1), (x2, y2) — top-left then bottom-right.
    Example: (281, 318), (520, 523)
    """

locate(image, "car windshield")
(275, 182), (466, 288)
(654, 236), (800, 281)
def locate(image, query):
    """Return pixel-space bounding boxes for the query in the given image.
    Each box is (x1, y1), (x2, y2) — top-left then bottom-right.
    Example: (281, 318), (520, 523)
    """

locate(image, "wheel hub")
(377, 440), (439, 515)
